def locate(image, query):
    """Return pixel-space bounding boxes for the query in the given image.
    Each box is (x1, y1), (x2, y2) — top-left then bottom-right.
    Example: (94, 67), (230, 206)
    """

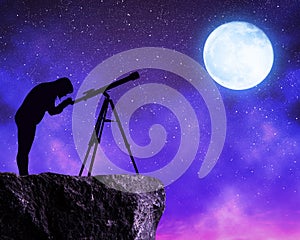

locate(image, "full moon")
(203, 21), (274, 90)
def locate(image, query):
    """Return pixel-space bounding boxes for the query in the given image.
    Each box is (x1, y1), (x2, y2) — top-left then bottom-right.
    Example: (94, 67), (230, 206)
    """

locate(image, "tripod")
(78, 91), (139, 176)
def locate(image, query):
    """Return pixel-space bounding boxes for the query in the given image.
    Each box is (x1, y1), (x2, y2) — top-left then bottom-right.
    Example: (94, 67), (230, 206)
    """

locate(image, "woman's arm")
(48, 98), (73, 115)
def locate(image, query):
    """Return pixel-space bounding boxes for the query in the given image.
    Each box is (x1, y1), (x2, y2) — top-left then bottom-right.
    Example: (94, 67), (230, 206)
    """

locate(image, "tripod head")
(74, 71), (140, 104)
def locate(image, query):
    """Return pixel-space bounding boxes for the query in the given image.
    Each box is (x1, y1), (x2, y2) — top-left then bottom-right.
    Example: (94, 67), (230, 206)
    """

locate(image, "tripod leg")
(79, 96), (110, 176)
(79, 144), (91, 176)
(79, 132), (97, 176)
(109, 99), (139, 174)
(88, 141), (99, 176)
(88, 97), (109, 176)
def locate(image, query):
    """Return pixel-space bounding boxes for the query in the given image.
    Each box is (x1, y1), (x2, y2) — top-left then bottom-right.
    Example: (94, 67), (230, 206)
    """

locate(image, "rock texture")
(0, 173), (165, 240)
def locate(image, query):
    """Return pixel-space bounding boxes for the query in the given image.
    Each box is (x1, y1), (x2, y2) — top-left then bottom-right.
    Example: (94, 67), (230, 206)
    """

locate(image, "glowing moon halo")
(203, 21), (274, 90)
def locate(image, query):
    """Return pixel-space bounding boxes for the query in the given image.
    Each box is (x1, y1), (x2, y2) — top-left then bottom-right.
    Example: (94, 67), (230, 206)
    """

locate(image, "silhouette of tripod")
(79, 91), (139, 176)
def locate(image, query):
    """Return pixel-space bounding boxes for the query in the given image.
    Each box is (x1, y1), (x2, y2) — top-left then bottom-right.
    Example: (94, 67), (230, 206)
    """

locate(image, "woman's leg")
(16, 123), (36, 176)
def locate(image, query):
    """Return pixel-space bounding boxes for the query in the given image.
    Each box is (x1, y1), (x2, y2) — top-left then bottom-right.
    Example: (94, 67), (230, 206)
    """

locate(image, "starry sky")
(1, 0), (300, 239)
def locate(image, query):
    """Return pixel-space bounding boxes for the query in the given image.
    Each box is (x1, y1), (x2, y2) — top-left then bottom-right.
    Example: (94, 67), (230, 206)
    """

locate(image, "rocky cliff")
(0, 173), (165, 240)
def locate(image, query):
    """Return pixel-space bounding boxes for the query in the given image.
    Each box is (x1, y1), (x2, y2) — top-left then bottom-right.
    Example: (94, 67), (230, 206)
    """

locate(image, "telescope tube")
(73, 71), (140, 104)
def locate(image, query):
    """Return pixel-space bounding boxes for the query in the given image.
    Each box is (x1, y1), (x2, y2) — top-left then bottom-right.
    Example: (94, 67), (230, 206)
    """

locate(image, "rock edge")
(0, 172), (165, 240)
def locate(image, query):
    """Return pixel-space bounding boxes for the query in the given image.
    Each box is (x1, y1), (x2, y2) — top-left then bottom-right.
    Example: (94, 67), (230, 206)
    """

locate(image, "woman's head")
(55, 77), (73, 98)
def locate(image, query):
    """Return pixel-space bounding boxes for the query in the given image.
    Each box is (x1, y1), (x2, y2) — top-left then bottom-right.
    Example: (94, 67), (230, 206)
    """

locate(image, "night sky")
(1, 0), (300, 239)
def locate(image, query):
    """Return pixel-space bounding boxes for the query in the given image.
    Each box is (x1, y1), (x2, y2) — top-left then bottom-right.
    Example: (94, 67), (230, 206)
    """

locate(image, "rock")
(0, 172), (165, 240)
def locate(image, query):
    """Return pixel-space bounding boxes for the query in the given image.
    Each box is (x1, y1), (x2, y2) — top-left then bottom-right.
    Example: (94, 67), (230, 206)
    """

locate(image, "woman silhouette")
(15, 77), (74, 175)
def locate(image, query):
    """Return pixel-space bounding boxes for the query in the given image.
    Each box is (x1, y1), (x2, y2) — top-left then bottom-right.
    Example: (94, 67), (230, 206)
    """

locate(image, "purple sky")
(1, 1), (300, 239)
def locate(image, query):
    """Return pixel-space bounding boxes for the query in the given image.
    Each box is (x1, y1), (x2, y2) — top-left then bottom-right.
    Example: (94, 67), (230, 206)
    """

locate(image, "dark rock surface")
(0, 173), (165, 240)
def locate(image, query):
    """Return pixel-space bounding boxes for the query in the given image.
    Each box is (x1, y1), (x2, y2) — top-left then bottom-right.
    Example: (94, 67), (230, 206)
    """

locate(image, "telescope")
(74, 71), (140, 104)
(77, 71), (140, 176)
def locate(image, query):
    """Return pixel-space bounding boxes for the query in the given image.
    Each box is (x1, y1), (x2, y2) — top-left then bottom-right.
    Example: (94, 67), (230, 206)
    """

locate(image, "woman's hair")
(55, 77), (73, 94)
